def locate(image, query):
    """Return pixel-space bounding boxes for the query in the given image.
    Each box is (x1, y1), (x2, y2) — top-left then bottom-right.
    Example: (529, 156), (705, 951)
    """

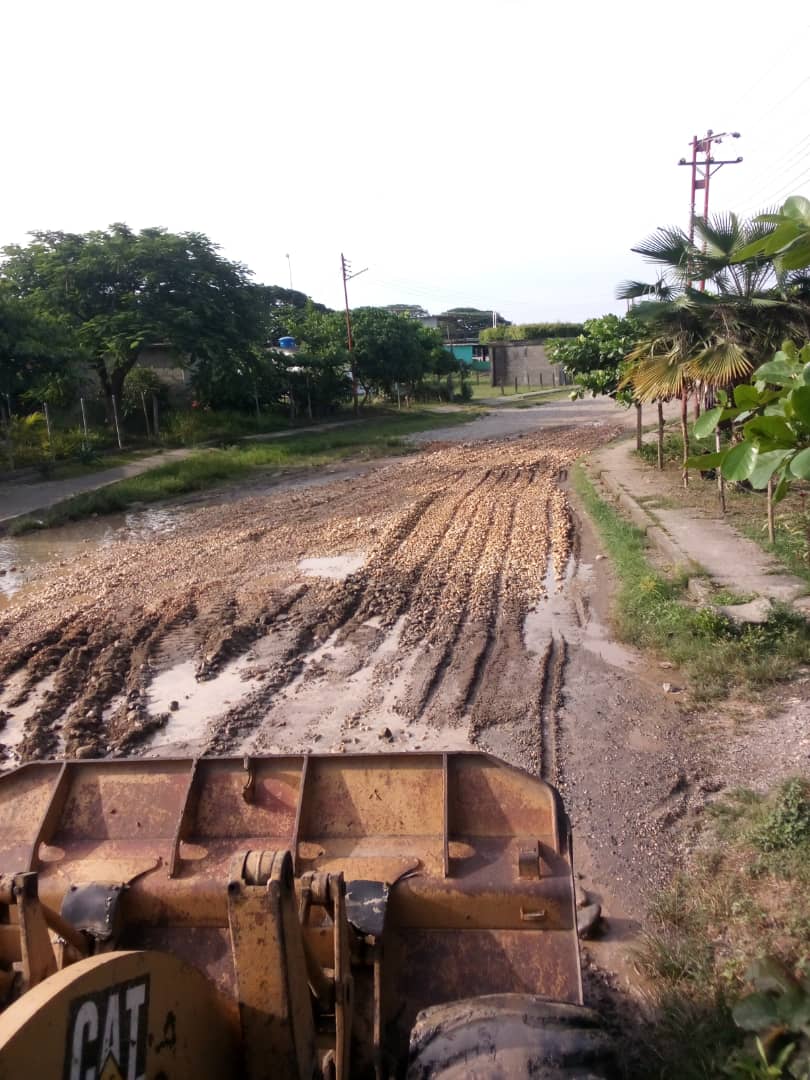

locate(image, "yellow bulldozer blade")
(0, 752), (589, 1078)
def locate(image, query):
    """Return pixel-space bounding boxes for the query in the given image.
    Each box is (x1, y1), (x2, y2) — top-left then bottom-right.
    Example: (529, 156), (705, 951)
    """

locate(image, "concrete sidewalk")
(0, 419), (366, 527)
(588, 436), (810, 620)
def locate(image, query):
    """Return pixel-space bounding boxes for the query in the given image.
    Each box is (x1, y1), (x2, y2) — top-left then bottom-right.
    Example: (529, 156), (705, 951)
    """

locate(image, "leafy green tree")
(547, 314), (643, 401)
(255, 286), (332, 346)
(0, 285), (79, 410)
(1, 225), (264, 416)
(688, 200), (810, 509)
(617, 212), (799, 386)
(351, 307), (430, 400)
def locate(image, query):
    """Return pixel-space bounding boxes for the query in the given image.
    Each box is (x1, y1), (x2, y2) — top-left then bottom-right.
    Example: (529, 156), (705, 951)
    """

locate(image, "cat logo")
(64, 975), (149, 1080)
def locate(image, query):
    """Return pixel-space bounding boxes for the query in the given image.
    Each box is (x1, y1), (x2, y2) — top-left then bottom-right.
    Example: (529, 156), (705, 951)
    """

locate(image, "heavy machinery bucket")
(0, 752), (587, 1077)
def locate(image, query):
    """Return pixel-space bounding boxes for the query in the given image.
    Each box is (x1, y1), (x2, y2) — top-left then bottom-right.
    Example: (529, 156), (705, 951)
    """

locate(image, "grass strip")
(631, 779), (810, 1078)
(572, 463), (810, 700)
(9, 410), (477, 534)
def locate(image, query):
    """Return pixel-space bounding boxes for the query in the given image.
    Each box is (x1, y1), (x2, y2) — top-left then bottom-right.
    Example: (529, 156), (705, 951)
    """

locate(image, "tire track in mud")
(0, 423), (622, 766)
(204, 466), (500, 751)
(538, 635), (567, 783)
(404, 468), (525, 724)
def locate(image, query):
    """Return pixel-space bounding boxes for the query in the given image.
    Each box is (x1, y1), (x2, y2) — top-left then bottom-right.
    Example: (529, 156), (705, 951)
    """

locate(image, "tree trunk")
(100, 359), (135, 427)
(767, 477), (775, 543)
(657, 401), (664, 470)
(635, 402), (642, 452)
(681, 389), (690, 489)
(716, 429), (726, 514)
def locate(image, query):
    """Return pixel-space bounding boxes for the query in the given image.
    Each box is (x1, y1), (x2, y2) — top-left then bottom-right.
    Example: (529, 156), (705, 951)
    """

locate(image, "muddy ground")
(0, 423), (626, 767)
(1, 406), (807, 1020)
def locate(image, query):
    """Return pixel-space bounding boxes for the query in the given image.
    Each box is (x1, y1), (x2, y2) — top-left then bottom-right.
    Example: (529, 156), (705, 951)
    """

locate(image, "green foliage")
(727, 958), (810, 1078)
(638, 430), (717, 467)
(121, 367), (170, 419)
(479, 321), (583, 343)
(632, 779), (810, 1079)
(0, 284), (80, 405)
(749, 780), (810, 853)
(617, 204), (810, 406)
(725, 1036), (805, 1078)
(546, 314), (644, 403)
(1, 224), (264, 407)
(734, 196), (810, 273)
(687, 341), (810, 499)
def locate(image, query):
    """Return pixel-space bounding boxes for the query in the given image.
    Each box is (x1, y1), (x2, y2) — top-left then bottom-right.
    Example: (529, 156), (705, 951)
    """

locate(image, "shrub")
(750, 780), (810, 853)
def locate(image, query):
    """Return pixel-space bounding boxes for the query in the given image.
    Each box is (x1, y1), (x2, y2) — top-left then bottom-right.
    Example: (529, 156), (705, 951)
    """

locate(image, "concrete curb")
(585, 436), (809, 621)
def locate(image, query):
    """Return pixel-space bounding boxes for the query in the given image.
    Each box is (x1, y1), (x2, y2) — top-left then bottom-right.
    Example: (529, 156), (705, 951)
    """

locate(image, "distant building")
(445, 342), (489, 370)
(488, 341), (568, 388)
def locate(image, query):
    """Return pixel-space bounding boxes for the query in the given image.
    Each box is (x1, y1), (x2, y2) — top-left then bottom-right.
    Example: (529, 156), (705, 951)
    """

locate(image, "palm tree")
(617, 211), (808, 485)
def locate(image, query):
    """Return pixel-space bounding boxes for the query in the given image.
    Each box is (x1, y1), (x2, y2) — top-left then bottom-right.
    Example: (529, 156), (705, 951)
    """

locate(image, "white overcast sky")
(3, 0), (810, 322)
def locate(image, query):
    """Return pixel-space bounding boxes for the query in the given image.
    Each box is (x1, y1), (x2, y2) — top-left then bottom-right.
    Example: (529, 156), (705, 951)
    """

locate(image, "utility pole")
(679, 129), (742, 290)
(286, 253), (293, 290)
(341, 253), (368, 414)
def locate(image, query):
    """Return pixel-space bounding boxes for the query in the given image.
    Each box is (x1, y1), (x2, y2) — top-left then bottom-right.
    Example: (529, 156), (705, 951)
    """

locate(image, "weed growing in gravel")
(572, 465), (810, 699)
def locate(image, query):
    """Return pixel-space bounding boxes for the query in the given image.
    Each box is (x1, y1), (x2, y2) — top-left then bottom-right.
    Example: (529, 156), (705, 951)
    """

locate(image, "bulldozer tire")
(406, 994), (615, 1079)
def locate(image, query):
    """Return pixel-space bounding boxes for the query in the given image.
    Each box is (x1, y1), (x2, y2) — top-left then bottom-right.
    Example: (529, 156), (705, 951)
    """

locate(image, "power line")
(733, 131), (810, 201)
(722, 25), (810, 116)
(738, 155), (810, 214)
(766, 161), (810, 203)
(748, 74), (810, 128)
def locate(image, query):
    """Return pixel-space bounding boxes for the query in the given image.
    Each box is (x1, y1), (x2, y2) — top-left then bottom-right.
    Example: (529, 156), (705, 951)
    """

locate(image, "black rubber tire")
(406, 994), (616, 1079)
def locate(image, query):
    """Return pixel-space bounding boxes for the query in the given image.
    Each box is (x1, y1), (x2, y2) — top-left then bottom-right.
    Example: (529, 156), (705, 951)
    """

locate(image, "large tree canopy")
(1, 224), (264, 409)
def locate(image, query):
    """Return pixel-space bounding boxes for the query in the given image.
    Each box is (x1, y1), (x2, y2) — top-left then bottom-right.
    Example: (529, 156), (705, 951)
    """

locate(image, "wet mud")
(0, 425), (624, 770)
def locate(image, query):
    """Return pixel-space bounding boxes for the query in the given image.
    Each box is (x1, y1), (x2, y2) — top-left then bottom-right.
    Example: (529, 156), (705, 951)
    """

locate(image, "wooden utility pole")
(341, 253), (367, 415)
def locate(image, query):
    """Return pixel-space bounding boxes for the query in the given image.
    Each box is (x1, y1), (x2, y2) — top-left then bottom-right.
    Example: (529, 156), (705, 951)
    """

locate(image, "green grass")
(8, 410), (478, 533)
(633, 780), (810, 1078)
(637, 429), (719, 468)
(158, 406), (293, 447)
(573, 464), (810, 700)
(740, 510), (810, 588)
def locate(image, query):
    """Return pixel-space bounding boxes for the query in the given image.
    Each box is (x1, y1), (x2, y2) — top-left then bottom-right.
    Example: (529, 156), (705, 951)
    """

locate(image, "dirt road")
(0, 416), (626, 769)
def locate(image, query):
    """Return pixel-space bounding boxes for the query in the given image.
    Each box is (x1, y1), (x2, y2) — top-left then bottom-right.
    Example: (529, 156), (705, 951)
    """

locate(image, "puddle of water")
(144, 655), (260, 750)
(0, 505), (188, 609)
(524, 555), (638, 672)
(247, 615), (473, 758)
(298, 552), (365, 581)
(0, 672), (57, 768)
(524, 554), (578, 653)
(581, 619), (638, 670)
